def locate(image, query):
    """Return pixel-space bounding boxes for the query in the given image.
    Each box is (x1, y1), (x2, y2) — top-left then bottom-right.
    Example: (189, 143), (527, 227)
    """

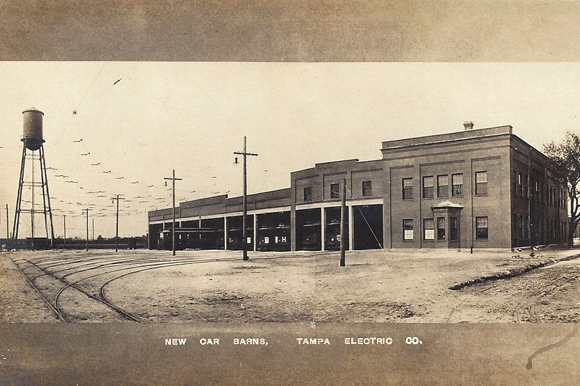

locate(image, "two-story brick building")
(148, 123), (568, 251)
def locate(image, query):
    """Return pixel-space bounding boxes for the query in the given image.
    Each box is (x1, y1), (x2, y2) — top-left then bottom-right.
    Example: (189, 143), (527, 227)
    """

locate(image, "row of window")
(514, 214), (567, 241)
(402, 216), (488, 241)
(512, 171), (566, 208)
(304, 181), (373, 201)
(402, 171), (487, 200)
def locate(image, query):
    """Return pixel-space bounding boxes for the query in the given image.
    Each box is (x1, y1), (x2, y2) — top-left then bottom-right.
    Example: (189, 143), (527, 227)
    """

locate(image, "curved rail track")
(11, 251), (318, 323)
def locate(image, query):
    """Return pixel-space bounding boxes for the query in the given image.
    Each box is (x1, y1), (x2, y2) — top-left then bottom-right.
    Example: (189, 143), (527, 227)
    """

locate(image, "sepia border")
(1, 0), (579, 384)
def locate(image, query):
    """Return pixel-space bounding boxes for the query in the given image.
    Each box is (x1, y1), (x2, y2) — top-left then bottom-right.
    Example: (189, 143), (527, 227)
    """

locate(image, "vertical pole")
(85, 209), (89, 251)
(31, 150), (35, 249)
(39, 150), (49, 246)
(13, 145), (27, 242)
(340, 178), (346, 267)
(224, 217), (228, 250)
(528, 147), (535, 256)
(321, 208), (326, 251)
(172, 169), (176, 256)
(116, 194), (120, 252)
(5, 204), (9, 241)
(233, 137), (257, 260)
(63, 215), (66, 249)
(253, 214), (257, 252)
(242, 137), (248, 261)
(92, 218), (95, 247)
(40, 146), (55, 248)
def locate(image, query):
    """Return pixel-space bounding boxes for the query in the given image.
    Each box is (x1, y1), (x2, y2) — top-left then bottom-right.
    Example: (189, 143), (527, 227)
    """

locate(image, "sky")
(0, 62), (579, 239)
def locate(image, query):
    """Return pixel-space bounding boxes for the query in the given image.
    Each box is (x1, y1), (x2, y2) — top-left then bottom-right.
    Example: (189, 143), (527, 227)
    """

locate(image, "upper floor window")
(452, 173), (463, 196)
(330, 183), (339, 199)
(304, 187), (313, 202)
(475, 171), (488, 195)
(437, 175), (448, 198)
(402, 178), (413, 200)
(362, 181), (372, 197)
(518, 172), (523, 196)
(422, 176), (434, 199)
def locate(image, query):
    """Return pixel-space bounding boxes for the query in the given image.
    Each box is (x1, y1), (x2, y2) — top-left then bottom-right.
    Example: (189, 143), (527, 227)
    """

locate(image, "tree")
(543, 131), (580, 248)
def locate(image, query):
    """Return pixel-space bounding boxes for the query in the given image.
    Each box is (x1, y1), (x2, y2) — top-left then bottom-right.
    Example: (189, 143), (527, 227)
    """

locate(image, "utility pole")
(63, 215), (66, 249)
(111, 194), (124, 252)
(234, 136), (258, 261)
(340, 178), (346, 267)
(82, 208), (91, 251)
(5, 204), (9, 247)
(92, 218), (95, 247)
(164, 170), (182, 256)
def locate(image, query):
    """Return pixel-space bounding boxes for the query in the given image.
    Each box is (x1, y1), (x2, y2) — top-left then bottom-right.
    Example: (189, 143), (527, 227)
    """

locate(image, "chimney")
(463, 121), (474, 130)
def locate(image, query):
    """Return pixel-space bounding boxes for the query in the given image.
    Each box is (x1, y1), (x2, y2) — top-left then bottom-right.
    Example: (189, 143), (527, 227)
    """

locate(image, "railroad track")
(12, 254), (240, 323)
(12, 251), (317, 323)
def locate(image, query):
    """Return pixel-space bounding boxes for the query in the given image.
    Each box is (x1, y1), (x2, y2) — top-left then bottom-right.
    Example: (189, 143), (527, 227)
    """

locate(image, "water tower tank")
(22, 107), (44, 151)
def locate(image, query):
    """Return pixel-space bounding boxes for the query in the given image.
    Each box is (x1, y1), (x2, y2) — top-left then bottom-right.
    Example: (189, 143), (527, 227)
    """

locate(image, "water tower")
(13, 107), (55, 249)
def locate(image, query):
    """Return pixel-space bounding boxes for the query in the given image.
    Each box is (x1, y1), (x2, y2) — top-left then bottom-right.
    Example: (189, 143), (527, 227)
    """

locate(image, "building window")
(437, 217), (445, 240)
(402, 178), (413, 200)
(518, 172), (523, 197)
(452, 173), (463, 196)
(476, 216), (488, 240)
(475, 171), (488, 195)
(424, 218), (435, 240)
(362, 181), (372, 197)
(450, 217), (458, 241)
(423, 176), (434, 199)
(304, 187), (312, 202)
(437, 175), (448, 198)
(523, 174), (528, 198)
(330, 183), (339, 199)
(403, 219), (414, 240)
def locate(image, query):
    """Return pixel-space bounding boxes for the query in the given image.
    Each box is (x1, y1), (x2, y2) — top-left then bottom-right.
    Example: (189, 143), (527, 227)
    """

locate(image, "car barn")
(148, 124), (569, 252)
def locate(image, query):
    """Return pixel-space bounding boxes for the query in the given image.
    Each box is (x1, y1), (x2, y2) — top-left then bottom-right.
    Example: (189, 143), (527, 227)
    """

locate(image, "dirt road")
(2, 248), (579, 323)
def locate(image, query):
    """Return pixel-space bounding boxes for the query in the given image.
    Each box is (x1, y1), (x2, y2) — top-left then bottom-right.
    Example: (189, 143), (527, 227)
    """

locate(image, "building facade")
(148, 124), (568, 251)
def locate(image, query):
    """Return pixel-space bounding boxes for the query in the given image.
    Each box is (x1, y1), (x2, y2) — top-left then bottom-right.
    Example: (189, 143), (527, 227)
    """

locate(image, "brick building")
(148, 123), (568, 251)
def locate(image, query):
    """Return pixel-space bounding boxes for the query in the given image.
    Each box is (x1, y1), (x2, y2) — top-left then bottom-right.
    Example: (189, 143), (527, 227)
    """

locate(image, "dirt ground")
(1, 247), (580, 323)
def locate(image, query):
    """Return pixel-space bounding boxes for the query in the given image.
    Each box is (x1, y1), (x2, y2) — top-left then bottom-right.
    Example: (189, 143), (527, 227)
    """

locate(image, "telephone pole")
(164, 170), (182, 256)
(82, 208), (91, 251)
(234, 136), (258, 261)
(111, 194), (124, 252)
(340, 178), (346, 267)
(5, 204), (9, 244)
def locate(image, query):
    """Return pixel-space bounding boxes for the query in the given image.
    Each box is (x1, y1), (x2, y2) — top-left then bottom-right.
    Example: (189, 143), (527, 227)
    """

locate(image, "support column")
(321, 207), (326, 251)
(224, 217), (228, 250)
(348, 205), (354, 251)
(253, 214), (257, 252)
(290, 206), (297, 251)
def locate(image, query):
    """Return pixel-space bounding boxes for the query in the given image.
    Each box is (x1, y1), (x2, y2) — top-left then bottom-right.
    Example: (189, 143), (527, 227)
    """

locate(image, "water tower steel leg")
(40, 146), (55, 248)
(39, 150), (49, 245)
(13, 144), (26, 241)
